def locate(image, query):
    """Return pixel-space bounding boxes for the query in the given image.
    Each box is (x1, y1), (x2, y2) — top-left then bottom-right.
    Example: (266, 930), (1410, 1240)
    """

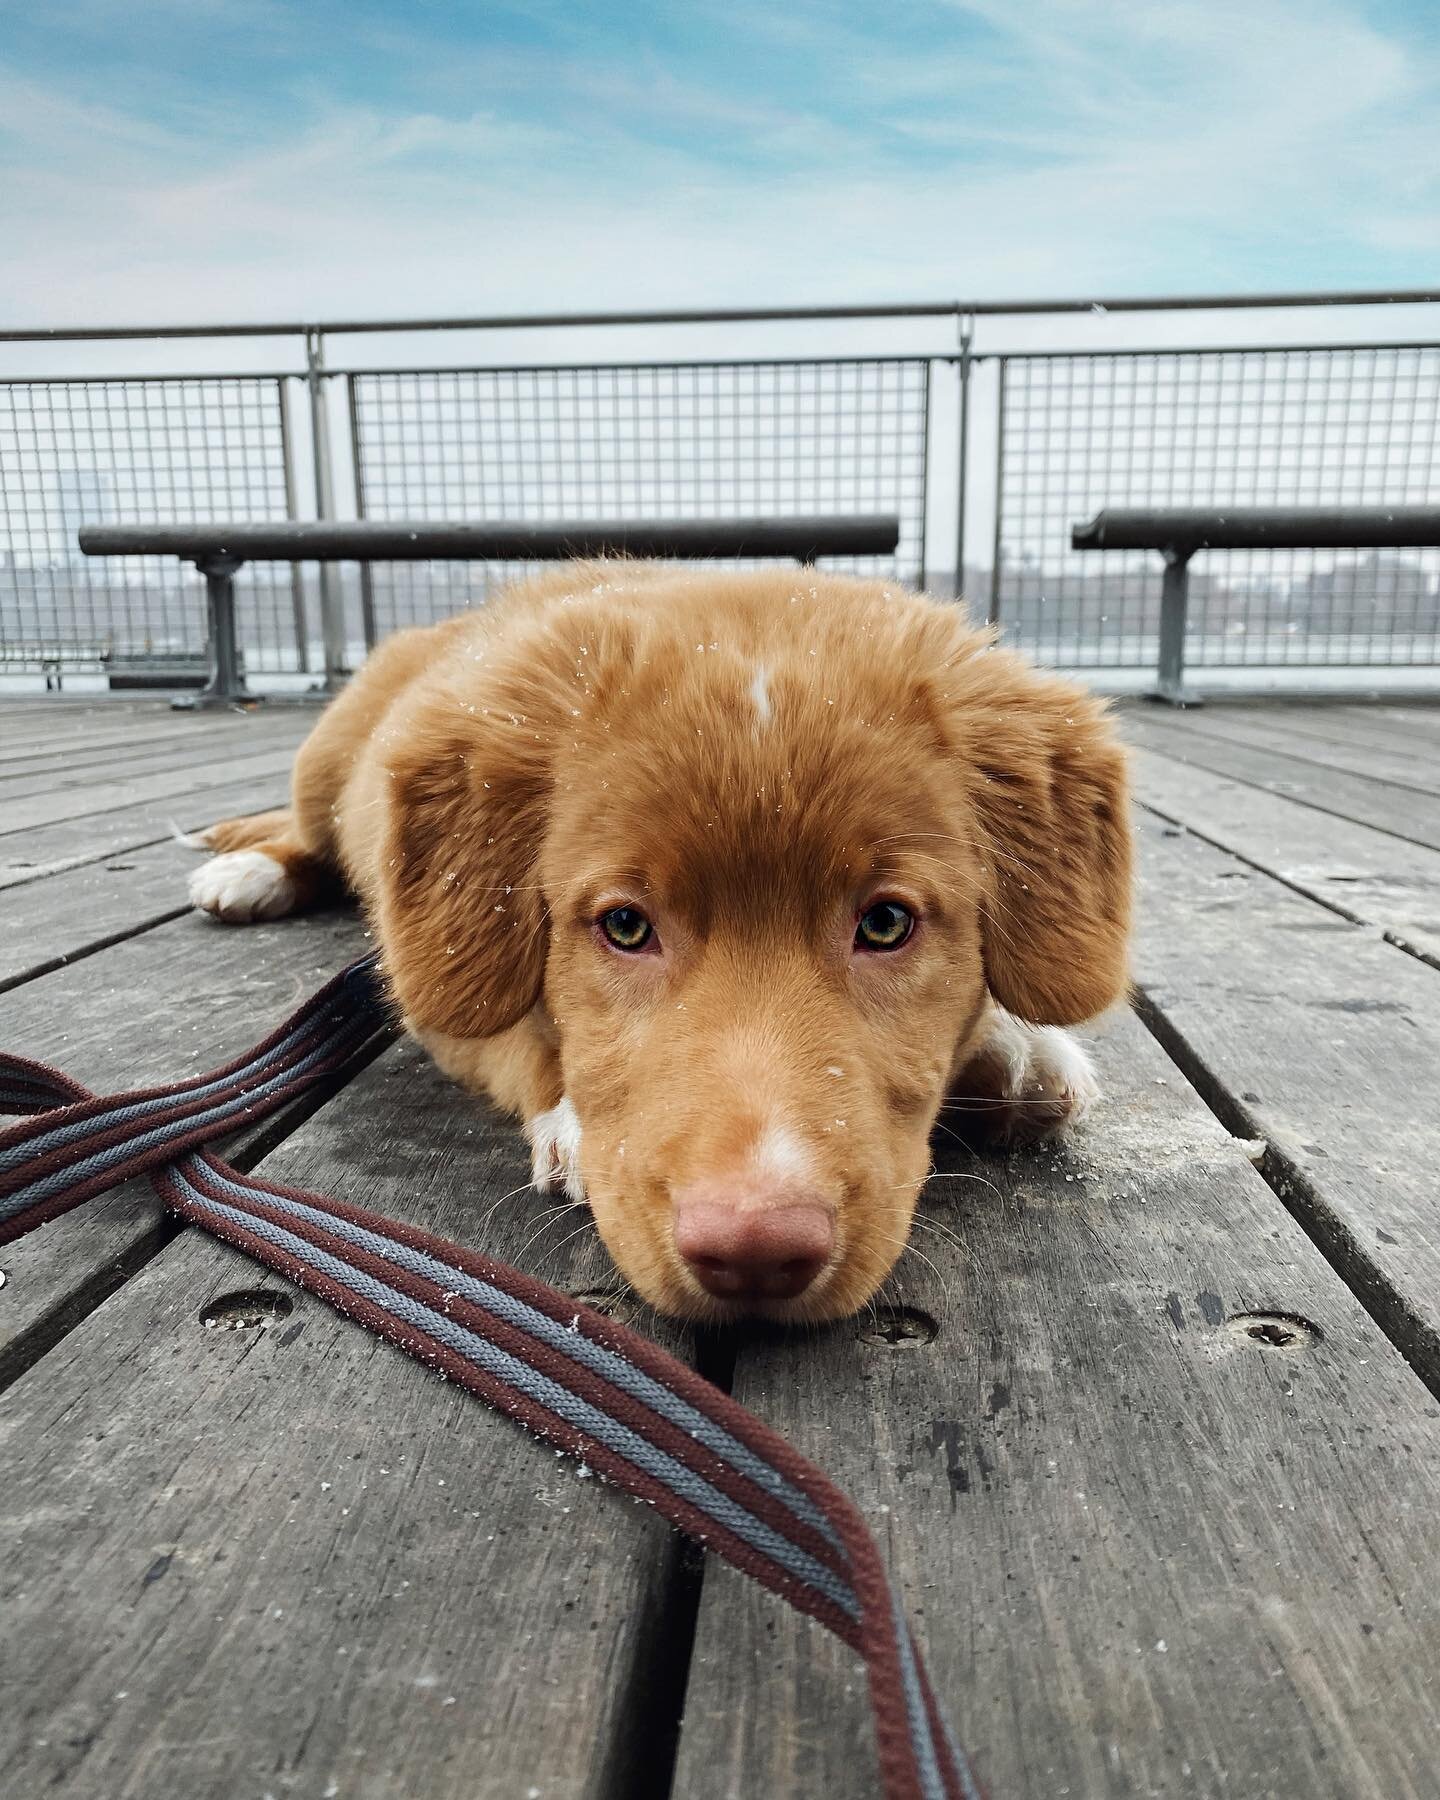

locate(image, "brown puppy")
(188, 564), (1131, 1322)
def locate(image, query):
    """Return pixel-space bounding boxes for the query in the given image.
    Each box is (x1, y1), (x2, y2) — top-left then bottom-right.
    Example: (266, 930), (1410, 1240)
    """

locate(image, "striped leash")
(0, 952), (982, 1800)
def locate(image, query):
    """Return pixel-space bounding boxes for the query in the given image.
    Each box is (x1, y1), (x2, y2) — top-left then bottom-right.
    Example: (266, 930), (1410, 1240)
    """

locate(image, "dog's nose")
(673, 1196), (835, 1300)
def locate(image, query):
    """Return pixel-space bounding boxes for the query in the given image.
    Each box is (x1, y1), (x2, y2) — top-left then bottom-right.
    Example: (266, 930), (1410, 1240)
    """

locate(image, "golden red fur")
(191, 563), (1132, 1321)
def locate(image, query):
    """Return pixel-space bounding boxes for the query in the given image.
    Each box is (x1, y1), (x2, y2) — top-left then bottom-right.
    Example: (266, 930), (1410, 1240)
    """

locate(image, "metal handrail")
(79, 514), (902, 707)
(80, 516), (900, 563)
(5, 286), (1439, 343)
(1073, 506), (1440, 554)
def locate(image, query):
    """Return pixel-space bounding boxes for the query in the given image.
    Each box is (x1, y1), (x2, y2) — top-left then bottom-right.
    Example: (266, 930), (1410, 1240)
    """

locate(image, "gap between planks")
(1, 837), (243, 995)
(1127, 806), (1440, 1393)
(0, 724), (311, 801)
(0, 773), (292, 890)
(0, 744), (299, 838)
(1132, 796), (1440, 974)
(1121, 714), (1440, 853)
(1131, 704), (1440, 800)
(0, 715), (312, 781)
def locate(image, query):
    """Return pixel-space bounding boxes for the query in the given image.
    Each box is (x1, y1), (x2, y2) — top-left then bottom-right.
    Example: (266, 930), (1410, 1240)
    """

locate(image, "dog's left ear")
(938, 650), (1133, 1026)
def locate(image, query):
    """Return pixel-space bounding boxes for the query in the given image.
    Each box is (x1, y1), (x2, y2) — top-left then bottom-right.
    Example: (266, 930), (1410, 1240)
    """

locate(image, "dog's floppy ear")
(376, 684), (552, 1041)
(941, 650), (1132, 1025)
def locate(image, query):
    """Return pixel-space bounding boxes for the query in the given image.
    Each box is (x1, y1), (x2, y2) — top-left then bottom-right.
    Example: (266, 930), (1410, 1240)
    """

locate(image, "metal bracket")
(173, 553), (253, 710)
(1148, 548), (1205, 706)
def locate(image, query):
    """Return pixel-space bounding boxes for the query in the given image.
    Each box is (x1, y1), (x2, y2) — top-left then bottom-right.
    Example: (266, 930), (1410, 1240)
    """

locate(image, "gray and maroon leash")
(0, 953), (983, 1800)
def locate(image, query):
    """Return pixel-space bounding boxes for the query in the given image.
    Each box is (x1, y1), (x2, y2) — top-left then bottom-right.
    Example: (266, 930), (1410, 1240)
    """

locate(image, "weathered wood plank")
(0, 771), (291, 888)
(0, 907), (370, 1387)
(1119, 712), (1440, 849)
(0, 710), (313, 772)
(1327, 703), (1440, 745)
(0, 1036), (693, 1800)
(0, 745), (297, 837)
(0, 702), (308, 750)
(1236, 703), (1440, 760)
(1129, 747), (1440, 966)
(672, 1007), (1440, 1800)
(0, 719), (311, 796)
(1131, 807), (1440, 1376)
(0, 845), (191, 991)
(1129, 705), (1439, 796)
(0, 704), (204, 759)
(0, 840), (213, 992)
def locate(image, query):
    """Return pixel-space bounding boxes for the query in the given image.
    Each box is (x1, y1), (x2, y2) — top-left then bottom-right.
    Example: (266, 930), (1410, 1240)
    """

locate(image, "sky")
(2, 0), (1438, 329)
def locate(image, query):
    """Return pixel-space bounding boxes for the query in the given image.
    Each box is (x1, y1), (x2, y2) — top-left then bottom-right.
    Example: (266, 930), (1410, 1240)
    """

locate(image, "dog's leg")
(181, 621), (465, 926)
(526, 1095), (586, 1204)
(946, 1004), (1099, 1145)
(418, 1013), (586, 1203)
(183, 810), (332, 923)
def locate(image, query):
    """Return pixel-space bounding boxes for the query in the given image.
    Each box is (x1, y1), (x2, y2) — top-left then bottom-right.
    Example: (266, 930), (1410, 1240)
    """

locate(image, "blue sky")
(1, 0), (1437, 324)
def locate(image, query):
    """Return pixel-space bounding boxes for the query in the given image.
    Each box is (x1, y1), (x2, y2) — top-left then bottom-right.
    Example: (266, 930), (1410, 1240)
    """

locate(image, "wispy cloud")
(0, 0), (1436, 326)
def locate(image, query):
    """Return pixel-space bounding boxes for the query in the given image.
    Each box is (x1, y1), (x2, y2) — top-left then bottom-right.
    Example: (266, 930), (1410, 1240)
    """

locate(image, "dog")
(186, 563), (1131, 1322)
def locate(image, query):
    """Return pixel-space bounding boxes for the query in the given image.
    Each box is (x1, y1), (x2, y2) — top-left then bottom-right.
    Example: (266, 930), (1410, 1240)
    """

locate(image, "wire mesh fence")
(346, 359), (930, 643)
(0, 375), (310, 678)
(3, 308), (1438, 690)
(991, 343), (1440, 669)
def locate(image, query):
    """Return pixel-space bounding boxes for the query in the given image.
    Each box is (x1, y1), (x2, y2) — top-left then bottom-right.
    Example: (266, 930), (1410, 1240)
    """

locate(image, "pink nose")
(673, 1197), (835, 1301)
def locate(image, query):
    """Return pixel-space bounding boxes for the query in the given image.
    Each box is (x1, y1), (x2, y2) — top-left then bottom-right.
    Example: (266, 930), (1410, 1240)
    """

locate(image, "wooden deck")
(3, 694), (1440, 1800)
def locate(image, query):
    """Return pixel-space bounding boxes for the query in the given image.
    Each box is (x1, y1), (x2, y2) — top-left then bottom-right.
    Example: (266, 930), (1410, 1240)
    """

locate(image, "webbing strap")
(0, 954), (983, 1800)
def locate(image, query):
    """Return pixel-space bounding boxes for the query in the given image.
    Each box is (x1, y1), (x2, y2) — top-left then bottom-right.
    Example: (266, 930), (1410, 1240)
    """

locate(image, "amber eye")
(855, 901), (914, 951)
(599, 906), (654, 951)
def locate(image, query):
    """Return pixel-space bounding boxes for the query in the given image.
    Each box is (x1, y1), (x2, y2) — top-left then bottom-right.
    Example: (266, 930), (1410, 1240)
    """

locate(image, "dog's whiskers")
(535, 1216), (603, 1276)
(476, 1175), (546, 1232)
(909, 1212), (975, 1262)
(850, 1229), (955, 1310)
(513, 1202), (590, 1268)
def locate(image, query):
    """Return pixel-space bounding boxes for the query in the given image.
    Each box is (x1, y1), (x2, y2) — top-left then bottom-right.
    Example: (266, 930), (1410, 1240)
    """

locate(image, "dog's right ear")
(376, 690), (552, 1041)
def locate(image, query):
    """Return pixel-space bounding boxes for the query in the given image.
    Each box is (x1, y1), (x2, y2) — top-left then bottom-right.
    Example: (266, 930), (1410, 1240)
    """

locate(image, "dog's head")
(377, 569), (1131, 1321)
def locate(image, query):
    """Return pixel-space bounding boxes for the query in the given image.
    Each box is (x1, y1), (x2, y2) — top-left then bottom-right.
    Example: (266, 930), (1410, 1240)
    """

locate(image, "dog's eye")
(855, 901), (914, 951)
(599, 906), (654, 951)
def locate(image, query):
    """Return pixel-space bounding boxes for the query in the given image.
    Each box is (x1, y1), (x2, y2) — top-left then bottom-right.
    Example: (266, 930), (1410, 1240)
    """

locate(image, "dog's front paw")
(528, 1096), (586, 1203)
(188, 850), (297, 923)
(949, 1014), (1099, 1146)
(1016, 1025), (1100, 1130)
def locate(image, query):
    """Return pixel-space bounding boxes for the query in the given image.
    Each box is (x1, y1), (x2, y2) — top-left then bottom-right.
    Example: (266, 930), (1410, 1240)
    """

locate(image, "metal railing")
(344, 357), (930, 650)
(990, 340), (1440, 671)
(0, 373), (310, 677)
(2, 288), (1438, 691)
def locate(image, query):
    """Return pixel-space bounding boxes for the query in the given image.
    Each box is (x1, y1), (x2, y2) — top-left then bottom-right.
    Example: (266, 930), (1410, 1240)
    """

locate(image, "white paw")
(952, 1012), (1100, 1142)
(1021, 1025), (1100, 1126)
(188, 850), (296, 923)
(528, 1095), (586, 1203)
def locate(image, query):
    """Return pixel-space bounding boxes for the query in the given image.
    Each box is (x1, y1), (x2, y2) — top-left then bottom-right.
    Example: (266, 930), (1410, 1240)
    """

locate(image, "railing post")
(306, 328), (347, 689)
(345, 373), (378, 654)
(276, 378), (311, 674)
(954, 312), (973, 603)
(916, 359), (932, 592)
(1152, 548), (1201, 706)
(987, 356), (1007, 626)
